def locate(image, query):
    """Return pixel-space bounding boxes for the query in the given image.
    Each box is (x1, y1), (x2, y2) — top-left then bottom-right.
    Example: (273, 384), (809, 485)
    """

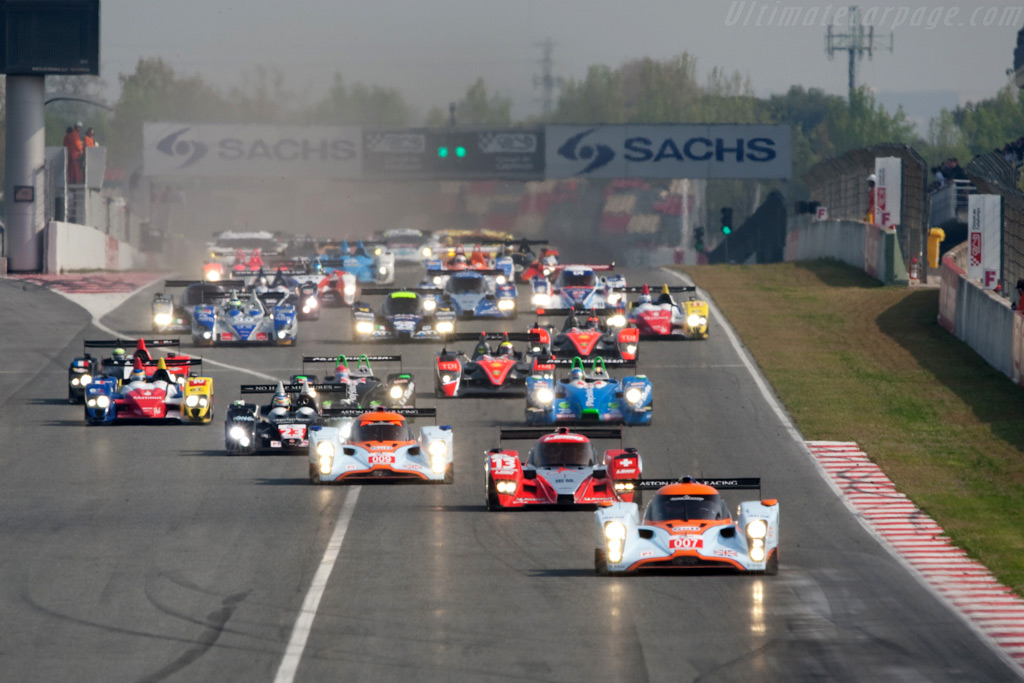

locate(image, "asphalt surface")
(0, 266), (1018, 683)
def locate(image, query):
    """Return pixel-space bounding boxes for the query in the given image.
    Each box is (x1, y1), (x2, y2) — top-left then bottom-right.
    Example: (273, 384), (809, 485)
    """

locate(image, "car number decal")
(669, 536), (703, 550)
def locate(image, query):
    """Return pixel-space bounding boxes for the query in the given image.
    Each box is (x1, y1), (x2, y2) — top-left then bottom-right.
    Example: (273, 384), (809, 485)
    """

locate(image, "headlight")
(378, 266), (388, 275)
(497, 299), (515, 311)
(626, 344), (637, 355)
(344, 284), (356, 295)
(749, 542), (766, 562)
(86, 398), (97, 407)
(624, 387), (643, 405)
(355, 320), (375, 334)
(305, 296), (318, 309)
(534, 387), (554, 404)
(607, 293), (622, 305)
(746, 520), (768, 539)
(316, 441), (335, 458)
(96, 395), (110, 408)
(606, 314), (626, 327)
(229, 425), (247, 441)
(495, 480), (516, 494)
(375, 247), (383, 255)
(432, 275), (442, 286)
(79, 374), (93, 386)
(430, 450), (447, 473)
(422, 247), (432, 257)
(441, 374), (452, 383)
(614, 482), (635, 491)
(495, 275), (506, 285)
(604, 521), (626, 563)
(206, 270), (221, 282)
(389, 385), (404, 400)
(203, 331), (212, 339)
(277, 330), (287, 339)
(428, 440), (448, 458)
(532, 293), (550, 307)
(687, 314), (703, 327)
(435, 321), (454, 334)
(185, 394), (200, 407)
(423, 299), (437, 311)
(154, 312), (172, 326)
(71, 377), (80, 386)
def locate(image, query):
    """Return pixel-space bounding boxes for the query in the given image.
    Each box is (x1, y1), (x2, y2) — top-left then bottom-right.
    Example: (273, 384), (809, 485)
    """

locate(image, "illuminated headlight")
(305, 296), (318, 309)
(624, 387), (643, 405)
(440, 374), (452, 384)
(277, 330), (287, 339)
(497, 299), (515, 311)
(542, 268), (552, 277)
(86, 398), (97, 407)
(435, 321), (454, 334)
(389, 385), (405, 400)
(206, 270), (221, 282)
(428, 442), (448, 473)
(423, 299), (437, 312)
(154, 312), (172, 326)
(604, 521), (626, 563)
(374, 247), (383, 255)
(606, 314), (626, 327)
(185, 394), (200, 407)
(746, 520), (768, 539)
(749, 540), (766, 562)
(495, 274), (507, 285)
(356, 321), (375, 335)
(532, 293), (550, 307)
(626, 344), (637, 355)
(614, 482), (635, 491)
(71, 377), (80, 386)
(432, 275), (442, 286)
(495, 480), (516, 494)
(316, 441), (335, 474)
(95, 395), (110, 408)
(343, 284), (356, 296)
(378, 266), (388, 275)
(422, 247), (432, 257)
(687, 314), (704, 327)
(607, 293), (623, 305)
(202, 331), (212, 339)
(534, 387), (554, 404)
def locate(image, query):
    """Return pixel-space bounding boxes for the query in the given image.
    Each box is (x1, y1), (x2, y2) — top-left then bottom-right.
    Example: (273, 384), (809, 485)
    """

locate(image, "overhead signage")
(362, 128), (544, 180)
(545, 124), (791, 179)
(143, 123), (361, 178)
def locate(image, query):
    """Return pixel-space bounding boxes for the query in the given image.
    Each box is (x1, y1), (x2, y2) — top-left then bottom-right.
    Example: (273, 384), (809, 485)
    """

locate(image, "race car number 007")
(669, 536), (703, 550)
(369, 454), (395, 465)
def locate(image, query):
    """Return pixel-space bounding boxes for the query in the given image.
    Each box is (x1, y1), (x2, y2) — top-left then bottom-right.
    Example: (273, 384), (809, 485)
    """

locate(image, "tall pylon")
(533, 38), (563, 116)
(825, 6), (894, 98)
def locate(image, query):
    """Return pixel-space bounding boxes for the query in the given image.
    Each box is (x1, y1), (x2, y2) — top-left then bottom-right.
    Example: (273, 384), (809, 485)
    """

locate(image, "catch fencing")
(804, 143), (928, 277)
(964, 152), (1024, 300)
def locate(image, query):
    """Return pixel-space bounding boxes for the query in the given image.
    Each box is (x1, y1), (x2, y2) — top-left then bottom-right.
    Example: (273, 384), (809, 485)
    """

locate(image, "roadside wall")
(44, 221), (147, 273)
(784, 214), (909, 285)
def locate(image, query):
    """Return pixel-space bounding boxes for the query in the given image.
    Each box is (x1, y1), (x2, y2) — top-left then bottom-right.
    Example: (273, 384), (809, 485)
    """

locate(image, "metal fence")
(804, 143), (928, 275)
(965, 152), (1024, 298)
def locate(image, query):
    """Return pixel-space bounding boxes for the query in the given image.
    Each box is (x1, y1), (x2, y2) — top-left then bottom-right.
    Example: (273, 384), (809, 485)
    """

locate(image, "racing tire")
(594, 549), (610, 576)
(485, 479), (500, 511)
(309, 463), (322, 485)
(765, 549), (779, 576)
(444, 463), (455, 485)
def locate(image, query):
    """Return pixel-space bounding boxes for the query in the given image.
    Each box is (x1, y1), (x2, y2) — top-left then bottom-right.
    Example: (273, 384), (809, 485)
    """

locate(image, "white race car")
(594, 477), (779, 576)
(308, 407), (453, 484)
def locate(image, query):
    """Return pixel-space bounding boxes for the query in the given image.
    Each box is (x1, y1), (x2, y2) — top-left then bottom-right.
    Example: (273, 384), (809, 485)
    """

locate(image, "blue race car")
(432, 270), (517, 319)
(531, 264), (626, 311)
(525, 356), (652, 426)
(317, 239), (395, 284)
(351, 289), (456, 342)
(192, 289), (298, 346)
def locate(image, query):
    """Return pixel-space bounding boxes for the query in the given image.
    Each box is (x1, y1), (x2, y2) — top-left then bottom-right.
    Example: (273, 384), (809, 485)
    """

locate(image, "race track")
(0, 266), (1017, 682)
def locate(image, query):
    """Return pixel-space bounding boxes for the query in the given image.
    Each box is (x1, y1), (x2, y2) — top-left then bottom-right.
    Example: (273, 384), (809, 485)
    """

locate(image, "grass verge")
(682, 259), (1024, 596)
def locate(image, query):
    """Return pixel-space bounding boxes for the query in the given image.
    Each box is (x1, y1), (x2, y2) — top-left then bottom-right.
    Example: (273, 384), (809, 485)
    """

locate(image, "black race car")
(295, 354), (416, 409)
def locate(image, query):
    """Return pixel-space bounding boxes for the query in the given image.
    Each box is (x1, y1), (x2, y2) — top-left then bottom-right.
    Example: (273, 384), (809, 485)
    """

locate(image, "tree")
(819, 86), (919, 156)
(307, 74), (412, 126)
(447, 78), (511, 126)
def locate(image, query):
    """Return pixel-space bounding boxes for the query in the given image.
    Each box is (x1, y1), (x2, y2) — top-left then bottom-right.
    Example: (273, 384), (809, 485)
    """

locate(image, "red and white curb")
(808, 441), (1024, 672)
(7, 272), (163, 321)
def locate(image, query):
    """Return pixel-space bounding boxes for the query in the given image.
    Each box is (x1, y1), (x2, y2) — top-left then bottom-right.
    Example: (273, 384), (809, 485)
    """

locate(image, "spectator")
(84, 128), (97, 147)
(865, 174), (876, 224)
(62, 123), (84, 184)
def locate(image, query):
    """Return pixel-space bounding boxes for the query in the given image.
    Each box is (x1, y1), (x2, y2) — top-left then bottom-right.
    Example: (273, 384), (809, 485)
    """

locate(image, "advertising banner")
(873, 157), (902, 228)
(363, 129), (544, 180)
(967, 194), (1002, 289)
(545, 124), (791, 179)
(143, 123), (361, 178)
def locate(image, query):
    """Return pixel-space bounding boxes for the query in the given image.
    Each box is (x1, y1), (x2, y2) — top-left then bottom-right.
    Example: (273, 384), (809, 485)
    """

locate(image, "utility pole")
(533, 38), (562, 116)
(825, 6), (893, 98)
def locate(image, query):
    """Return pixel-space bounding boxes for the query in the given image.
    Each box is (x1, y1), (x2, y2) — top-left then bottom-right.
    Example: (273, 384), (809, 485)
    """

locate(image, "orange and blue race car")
(308, 407), (453, 484)
(594, 476), (779, 576)
(484, 427), (642, 510)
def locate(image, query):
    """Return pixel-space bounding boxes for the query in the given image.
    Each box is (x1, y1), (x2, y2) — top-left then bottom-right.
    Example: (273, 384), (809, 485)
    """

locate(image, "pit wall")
(44, 221), (147, 273)
(784, 215), (909, 286)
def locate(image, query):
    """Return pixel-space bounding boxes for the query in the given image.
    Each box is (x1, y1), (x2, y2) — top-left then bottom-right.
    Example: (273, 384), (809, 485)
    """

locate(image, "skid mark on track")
(808, 441), (1024, 676)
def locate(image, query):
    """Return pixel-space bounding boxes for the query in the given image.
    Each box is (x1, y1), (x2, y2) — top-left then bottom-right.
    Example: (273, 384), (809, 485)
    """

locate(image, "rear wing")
(320, 406), (437, 418)
(164, 279), (247, 289)
(533, 307), (625, 318)
(446, 332), (535, 343)
(84, 338), (180, 349)
(302, 354), (404, 373)
(547, 356), (636, 369)
(499, 427), (622, 442)
(239, 383), (351, 394)
(361, 287), (439, 296)
(623, 285), (694, 294)
(637, 477), (762, 491)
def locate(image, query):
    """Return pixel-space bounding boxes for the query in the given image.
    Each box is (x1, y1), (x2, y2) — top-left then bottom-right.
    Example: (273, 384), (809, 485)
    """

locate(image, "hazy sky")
(102, 1), (1023, 121)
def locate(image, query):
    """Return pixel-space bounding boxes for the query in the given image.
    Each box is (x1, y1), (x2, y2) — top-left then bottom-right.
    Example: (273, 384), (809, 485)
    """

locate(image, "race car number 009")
(369, 454), (395, 465)
(669, 536), (703, 550)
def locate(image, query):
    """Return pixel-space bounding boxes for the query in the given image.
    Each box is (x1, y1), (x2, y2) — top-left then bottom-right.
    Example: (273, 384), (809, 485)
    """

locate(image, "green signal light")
(455, 146), (466, 158)
(437, 146), (449, 158)
(722, 226), (732, 235)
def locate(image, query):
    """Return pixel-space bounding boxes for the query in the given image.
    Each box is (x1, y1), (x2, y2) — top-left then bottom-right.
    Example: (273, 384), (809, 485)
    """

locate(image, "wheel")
(595, 549), (609, 576)
(764, 549), (779, 576)
(486, 478), (500, 511)
(309, 463), (322, 484)
(444, 463), (454, 485)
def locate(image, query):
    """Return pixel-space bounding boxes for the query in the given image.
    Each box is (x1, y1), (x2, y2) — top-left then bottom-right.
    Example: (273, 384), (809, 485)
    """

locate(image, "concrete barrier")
(44, 220), (147, 273)
(785, 215), (909, 285)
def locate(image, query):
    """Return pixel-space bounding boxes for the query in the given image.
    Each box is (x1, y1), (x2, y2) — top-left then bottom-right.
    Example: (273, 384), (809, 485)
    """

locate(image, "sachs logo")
(557, 129), (614, 174)
(156, 128), (209, 168)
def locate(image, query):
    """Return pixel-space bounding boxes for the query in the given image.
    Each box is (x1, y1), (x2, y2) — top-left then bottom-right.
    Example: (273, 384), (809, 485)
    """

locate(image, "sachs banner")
(545, 124), (791, 180)
(143, 123), (361, 178)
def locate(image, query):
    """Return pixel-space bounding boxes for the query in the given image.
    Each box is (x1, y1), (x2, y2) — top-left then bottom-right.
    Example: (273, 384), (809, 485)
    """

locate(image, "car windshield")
(562, 271), (597, 287)
(645, 494), (729, 522)
(351, 421), (412, 442)
(529, 440), (594, 467)
(383, 295), (420, 315)
(448, 277), (485, 294)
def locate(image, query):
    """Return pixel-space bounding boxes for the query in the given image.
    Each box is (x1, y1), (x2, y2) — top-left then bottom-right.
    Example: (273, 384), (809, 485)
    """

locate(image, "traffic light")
(720, 207), (733, 235)
(694, 227), (705, 252)
(437, 145), (467, 158)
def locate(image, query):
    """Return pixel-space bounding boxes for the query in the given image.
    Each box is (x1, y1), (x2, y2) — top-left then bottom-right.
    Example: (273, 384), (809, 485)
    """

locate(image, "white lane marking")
(274, 486), (361, 683)
(662, 268), (1024, 678)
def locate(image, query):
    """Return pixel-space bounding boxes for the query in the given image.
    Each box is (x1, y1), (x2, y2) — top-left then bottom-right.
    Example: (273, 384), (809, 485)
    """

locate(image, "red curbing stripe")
(806, 440), (1024, 675)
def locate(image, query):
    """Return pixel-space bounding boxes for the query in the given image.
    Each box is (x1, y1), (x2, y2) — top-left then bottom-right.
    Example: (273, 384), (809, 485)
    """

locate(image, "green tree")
(307, 74), (412, 126)
(437, 78), (511, 126)
(952, 85), (1024, 157)
(820, 86), (919, 155)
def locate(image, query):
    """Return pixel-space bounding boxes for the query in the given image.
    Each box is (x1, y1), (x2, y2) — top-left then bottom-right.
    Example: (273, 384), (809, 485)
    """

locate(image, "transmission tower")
(825, 6), (893, 98)
(533, 38), (563, 116)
